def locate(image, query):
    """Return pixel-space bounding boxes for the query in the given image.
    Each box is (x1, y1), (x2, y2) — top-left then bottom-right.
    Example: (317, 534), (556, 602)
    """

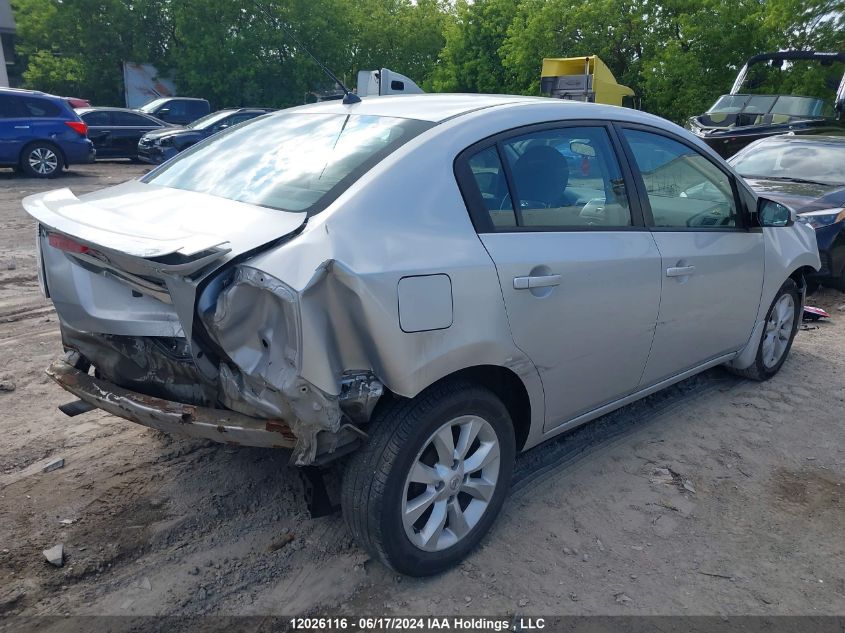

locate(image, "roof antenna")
(252, 1), (361, 104)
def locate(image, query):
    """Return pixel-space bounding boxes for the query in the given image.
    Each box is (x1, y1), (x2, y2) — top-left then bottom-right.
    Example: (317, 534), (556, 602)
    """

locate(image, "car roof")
(77, 107), (151, 113)
(290, 94), (548, 122)
(0, 87), (63, 100)
(286, 93), (676, 128)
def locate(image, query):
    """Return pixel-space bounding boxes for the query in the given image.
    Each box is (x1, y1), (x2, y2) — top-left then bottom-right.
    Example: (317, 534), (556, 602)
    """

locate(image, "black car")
(135, 97), (211, 126)
(730, 135), (845, 288)
(137, 108), (272, 164)
(688, 51), (845, 158)
(78, 108), (171, 160)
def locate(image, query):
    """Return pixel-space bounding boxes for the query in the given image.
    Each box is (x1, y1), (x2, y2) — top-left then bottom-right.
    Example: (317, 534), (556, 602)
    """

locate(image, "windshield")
(187, 109), (236, 130)
(708, 94), (829, 118)
(731, 141), (845, 186)
(138, 98), (169, 113)
(143, 112), (433, 213)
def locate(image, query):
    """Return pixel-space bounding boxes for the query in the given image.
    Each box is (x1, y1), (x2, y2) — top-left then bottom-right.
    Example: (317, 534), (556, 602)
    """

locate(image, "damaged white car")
(25, 95), (819, 575)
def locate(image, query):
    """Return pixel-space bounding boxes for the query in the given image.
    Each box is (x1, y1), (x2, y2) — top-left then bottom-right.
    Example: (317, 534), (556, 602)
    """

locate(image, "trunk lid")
(25, 180), (306, 266)
(25, 180), (307, 343)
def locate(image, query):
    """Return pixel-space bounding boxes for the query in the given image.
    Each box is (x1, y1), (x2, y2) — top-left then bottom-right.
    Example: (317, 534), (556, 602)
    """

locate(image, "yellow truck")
(540, 55), (635, 107)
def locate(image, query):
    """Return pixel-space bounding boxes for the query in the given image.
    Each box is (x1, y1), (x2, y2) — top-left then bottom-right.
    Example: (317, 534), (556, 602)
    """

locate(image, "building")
(0, 0), (14, 87)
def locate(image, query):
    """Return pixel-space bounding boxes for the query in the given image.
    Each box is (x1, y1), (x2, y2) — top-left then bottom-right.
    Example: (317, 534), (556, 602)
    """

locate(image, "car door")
(81, 110), (114, 156)
(111, 111), (162, 156)
(456, 122), (662, 430)
(0, 94), (20, 163)
(0, 94), (32, 163)
(617, 126), (764, 386)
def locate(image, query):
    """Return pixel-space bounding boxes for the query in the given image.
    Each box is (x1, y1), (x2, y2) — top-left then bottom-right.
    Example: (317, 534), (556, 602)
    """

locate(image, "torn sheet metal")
(202, 266), (374, 464)
(47, 352), (296, 449)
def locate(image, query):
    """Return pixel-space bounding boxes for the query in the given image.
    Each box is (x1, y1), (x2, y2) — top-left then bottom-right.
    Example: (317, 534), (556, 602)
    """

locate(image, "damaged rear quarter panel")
(227, 113), (546, 436)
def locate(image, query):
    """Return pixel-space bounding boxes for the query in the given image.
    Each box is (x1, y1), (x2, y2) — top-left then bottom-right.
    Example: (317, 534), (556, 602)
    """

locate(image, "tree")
(12, 0), (170, 104)
(432, 0), (520, 94)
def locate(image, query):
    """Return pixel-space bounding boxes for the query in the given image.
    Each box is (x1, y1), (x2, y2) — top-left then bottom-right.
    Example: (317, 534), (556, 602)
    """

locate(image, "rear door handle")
(666, 265), (696, 277)
(513, 274), (562, 289)
(14, 125), (30, 129)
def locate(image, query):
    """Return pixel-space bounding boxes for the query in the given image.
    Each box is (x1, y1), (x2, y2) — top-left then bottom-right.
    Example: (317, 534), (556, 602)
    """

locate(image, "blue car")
(730, 134), (845, 289)
(0, 88), (95, 178)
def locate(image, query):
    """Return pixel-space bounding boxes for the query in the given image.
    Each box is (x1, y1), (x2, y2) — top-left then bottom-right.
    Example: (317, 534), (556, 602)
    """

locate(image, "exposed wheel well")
(376, 365), (532, 452)
(789, 266), (815, 292)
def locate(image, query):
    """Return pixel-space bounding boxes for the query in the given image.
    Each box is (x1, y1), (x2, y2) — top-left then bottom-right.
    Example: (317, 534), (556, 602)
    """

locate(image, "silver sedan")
(24, 95), (820, 575)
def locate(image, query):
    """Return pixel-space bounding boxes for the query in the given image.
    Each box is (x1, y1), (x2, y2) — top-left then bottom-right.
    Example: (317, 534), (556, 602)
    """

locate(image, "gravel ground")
(0, 162), (843, 620)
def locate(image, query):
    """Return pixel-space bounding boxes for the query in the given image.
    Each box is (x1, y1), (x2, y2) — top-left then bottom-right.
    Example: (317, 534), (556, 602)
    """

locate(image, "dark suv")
(0, 88), (95, 177)
(136, 97), (210, 126)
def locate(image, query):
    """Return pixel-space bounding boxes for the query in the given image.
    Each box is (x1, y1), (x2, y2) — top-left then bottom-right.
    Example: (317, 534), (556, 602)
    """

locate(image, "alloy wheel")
(402, 414), (501, 552)
(761, 293), (795, 369)
(28, 147), (59, 175)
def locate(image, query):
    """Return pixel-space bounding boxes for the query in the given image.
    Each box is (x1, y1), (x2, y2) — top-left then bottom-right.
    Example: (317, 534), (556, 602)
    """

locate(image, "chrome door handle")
(14, 125), (30, 129)
(666, 265), (696, 277)
(513, 274), (562, 289)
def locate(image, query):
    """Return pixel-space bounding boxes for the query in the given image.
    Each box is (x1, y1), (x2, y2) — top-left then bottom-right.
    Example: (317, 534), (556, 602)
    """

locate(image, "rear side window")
(187, 100), (209, 119)
(113, 111), (152, 126)
(467, 147), (516, 228)
(82, 111), (112, 126)
(143, 113), (433, 214)
(464, 126), (632, 230)
(22, 97), (62, 117)
(622, 129), (738, 229)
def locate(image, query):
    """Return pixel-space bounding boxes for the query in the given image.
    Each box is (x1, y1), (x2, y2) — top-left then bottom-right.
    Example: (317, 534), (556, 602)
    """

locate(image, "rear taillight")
(64, 121), (88, 136)
(48, 233), (90, 254)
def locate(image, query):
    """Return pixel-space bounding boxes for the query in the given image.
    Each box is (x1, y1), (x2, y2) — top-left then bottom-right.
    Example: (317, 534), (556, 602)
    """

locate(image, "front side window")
(623, 129), (738, 229)
(144, 113), (432, 214)
(0, 95), (26, 118)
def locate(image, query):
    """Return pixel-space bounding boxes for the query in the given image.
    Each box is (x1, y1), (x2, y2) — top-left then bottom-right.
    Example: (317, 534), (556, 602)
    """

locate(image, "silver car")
(25, 95), (820, 575)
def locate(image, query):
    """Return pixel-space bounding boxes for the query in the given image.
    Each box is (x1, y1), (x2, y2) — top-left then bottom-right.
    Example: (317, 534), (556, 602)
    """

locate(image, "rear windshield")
(143, 112), (433, 213)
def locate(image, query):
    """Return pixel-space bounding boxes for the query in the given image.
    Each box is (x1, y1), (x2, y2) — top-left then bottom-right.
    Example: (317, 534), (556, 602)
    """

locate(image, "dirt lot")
(0, 162), (843, 619)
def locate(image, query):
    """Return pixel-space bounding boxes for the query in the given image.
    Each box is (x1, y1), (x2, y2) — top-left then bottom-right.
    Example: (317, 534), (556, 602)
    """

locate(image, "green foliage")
(9, 0), (845, 121)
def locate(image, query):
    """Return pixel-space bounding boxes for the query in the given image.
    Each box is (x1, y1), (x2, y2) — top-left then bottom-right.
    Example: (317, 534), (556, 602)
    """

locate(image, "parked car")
(137, 108), (272, 164)
(0, 87), (94, 177)
(24, 95), (819, 575)
(135, 97), (210, 126)
(730, 135), (845, 289)
(78, 107), (170, 161)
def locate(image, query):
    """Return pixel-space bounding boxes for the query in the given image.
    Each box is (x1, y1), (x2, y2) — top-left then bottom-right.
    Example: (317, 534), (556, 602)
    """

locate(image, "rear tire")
(342, 380), (515, 576)
(20, 143), (64, 178)
(729, 278), (800, 381)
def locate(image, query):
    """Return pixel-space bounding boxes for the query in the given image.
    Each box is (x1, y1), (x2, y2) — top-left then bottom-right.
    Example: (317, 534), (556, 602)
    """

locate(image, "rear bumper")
(47, 352), (297, 449)
(61, 139), (96, 165)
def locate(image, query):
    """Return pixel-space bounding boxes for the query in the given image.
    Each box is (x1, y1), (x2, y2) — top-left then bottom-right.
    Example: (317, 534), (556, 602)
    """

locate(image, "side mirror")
(216, 124), (229, 131)
(157, 108), (171, 119)
(758, 197), (793, 227)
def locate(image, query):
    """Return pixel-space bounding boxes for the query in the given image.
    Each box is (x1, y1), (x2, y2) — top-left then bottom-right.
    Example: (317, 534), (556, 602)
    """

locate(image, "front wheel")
(342, 380), (515, 576)
(730, 278), (800, 381)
